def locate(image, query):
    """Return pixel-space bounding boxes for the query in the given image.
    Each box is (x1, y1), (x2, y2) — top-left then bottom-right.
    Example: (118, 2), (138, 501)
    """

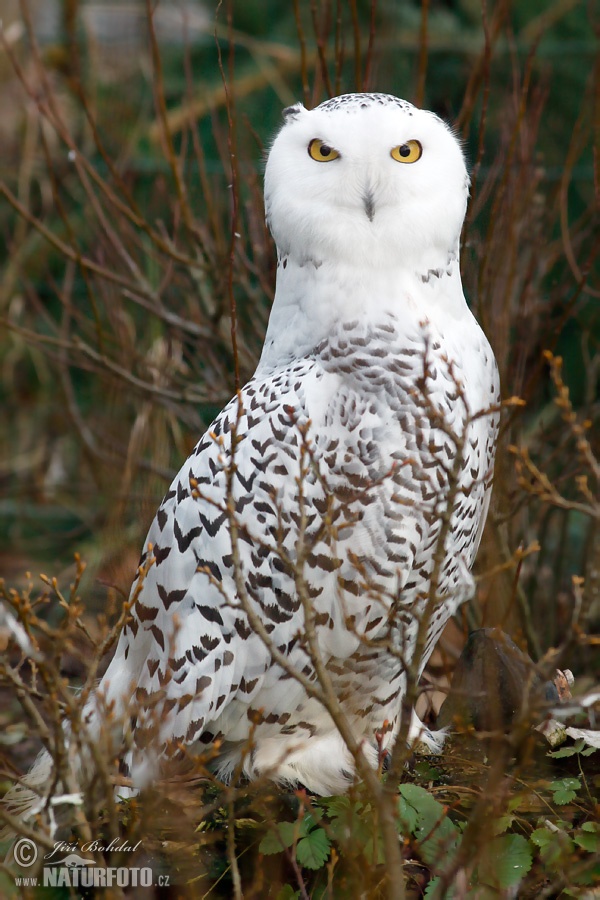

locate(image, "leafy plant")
(260, 809), (331, 870)
(549, 777), (581, 805)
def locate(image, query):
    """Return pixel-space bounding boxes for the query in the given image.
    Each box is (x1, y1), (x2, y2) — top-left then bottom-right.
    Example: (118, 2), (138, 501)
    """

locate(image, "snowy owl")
(25, 93), (501, 801)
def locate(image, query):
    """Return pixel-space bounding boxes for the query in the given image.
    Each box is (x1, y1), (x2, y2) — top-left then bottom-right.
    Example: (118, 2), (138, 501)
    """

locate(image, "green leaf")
(497, 834), (533, 886)
(550, 777), (581, 805)
(399, 783), (447, 835)
(492, 792), (526, 834)
(530, 825), (574, 866)
(318, 796), (352, 817)
(398, 794), (418, 833)
(574, 822), (600, 853)
(259, 830), (285, 855)
(530, 828), (554, 849)
(492, 814), (515, 835)
(478, 834), (532, 889)
(414, 759), (442, 782)
(574, 832), (600, 853)
(259, 821), (300, 855)
(571, 861), (600, 888)
(364, 831), (386, 866)
(282, 821), (307, 843)
(276, 886), (300, 900)
(300, 811), (319, 832)
(551, 777), (581, 789)
(296, 827), (330, 870)
(424, 876), (455, 898)
(398, 783), (459, 868)
(548, 746), (577, 758)
(507, 794), (525, 812)
(325, 797), (371, 847)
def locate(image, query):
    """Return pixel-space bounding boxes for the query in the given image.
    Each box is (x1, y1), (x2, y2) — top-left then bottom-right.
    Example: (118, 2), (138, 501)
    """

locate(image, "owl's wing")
(98, 357), (428, 769)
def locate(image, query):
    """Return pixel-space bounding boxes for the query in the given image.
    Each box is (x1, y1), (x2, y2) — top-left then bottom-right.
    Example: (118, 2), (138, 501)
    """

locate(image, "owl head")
(264, 93), (469, 273)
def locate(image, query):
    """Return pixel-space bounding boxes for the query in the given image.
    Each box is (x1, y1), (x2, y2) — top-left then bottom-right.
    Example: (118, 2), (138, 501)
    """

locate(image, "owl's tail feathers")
(0, 747), (56, 841)
(0, 695), (116, 844)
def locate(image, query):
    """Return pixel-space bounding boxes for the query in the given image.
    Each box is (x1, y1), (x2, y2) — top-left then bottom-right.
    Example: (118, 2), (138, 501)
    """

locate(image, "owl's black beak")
(363, 190), (375, 222)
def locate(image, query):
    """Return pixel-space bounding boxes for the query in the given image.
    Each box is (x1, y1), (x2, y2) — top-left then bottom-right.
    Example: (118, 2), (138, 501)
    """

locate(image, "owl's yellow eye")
(308, 139), (340, 162)
(391, 140), (422, 163)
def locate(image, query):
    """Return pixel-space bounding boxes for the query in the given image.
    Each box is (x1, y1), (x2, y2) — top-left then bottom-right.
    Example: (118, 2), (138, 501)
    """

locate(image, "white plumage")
(24, 93), (502, 801)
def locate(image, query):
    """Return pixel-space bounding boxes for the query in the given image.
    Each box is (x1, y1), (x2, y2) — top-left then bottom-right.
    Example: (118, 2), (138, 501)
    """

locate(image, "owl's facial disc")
(265, 92), (469, 269)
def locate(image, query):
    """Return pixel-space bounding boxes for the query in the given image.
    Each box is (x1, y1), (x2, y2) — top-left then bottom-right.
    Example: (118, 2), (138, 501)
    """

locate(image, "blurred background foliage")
(0, 0), (598, 673)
